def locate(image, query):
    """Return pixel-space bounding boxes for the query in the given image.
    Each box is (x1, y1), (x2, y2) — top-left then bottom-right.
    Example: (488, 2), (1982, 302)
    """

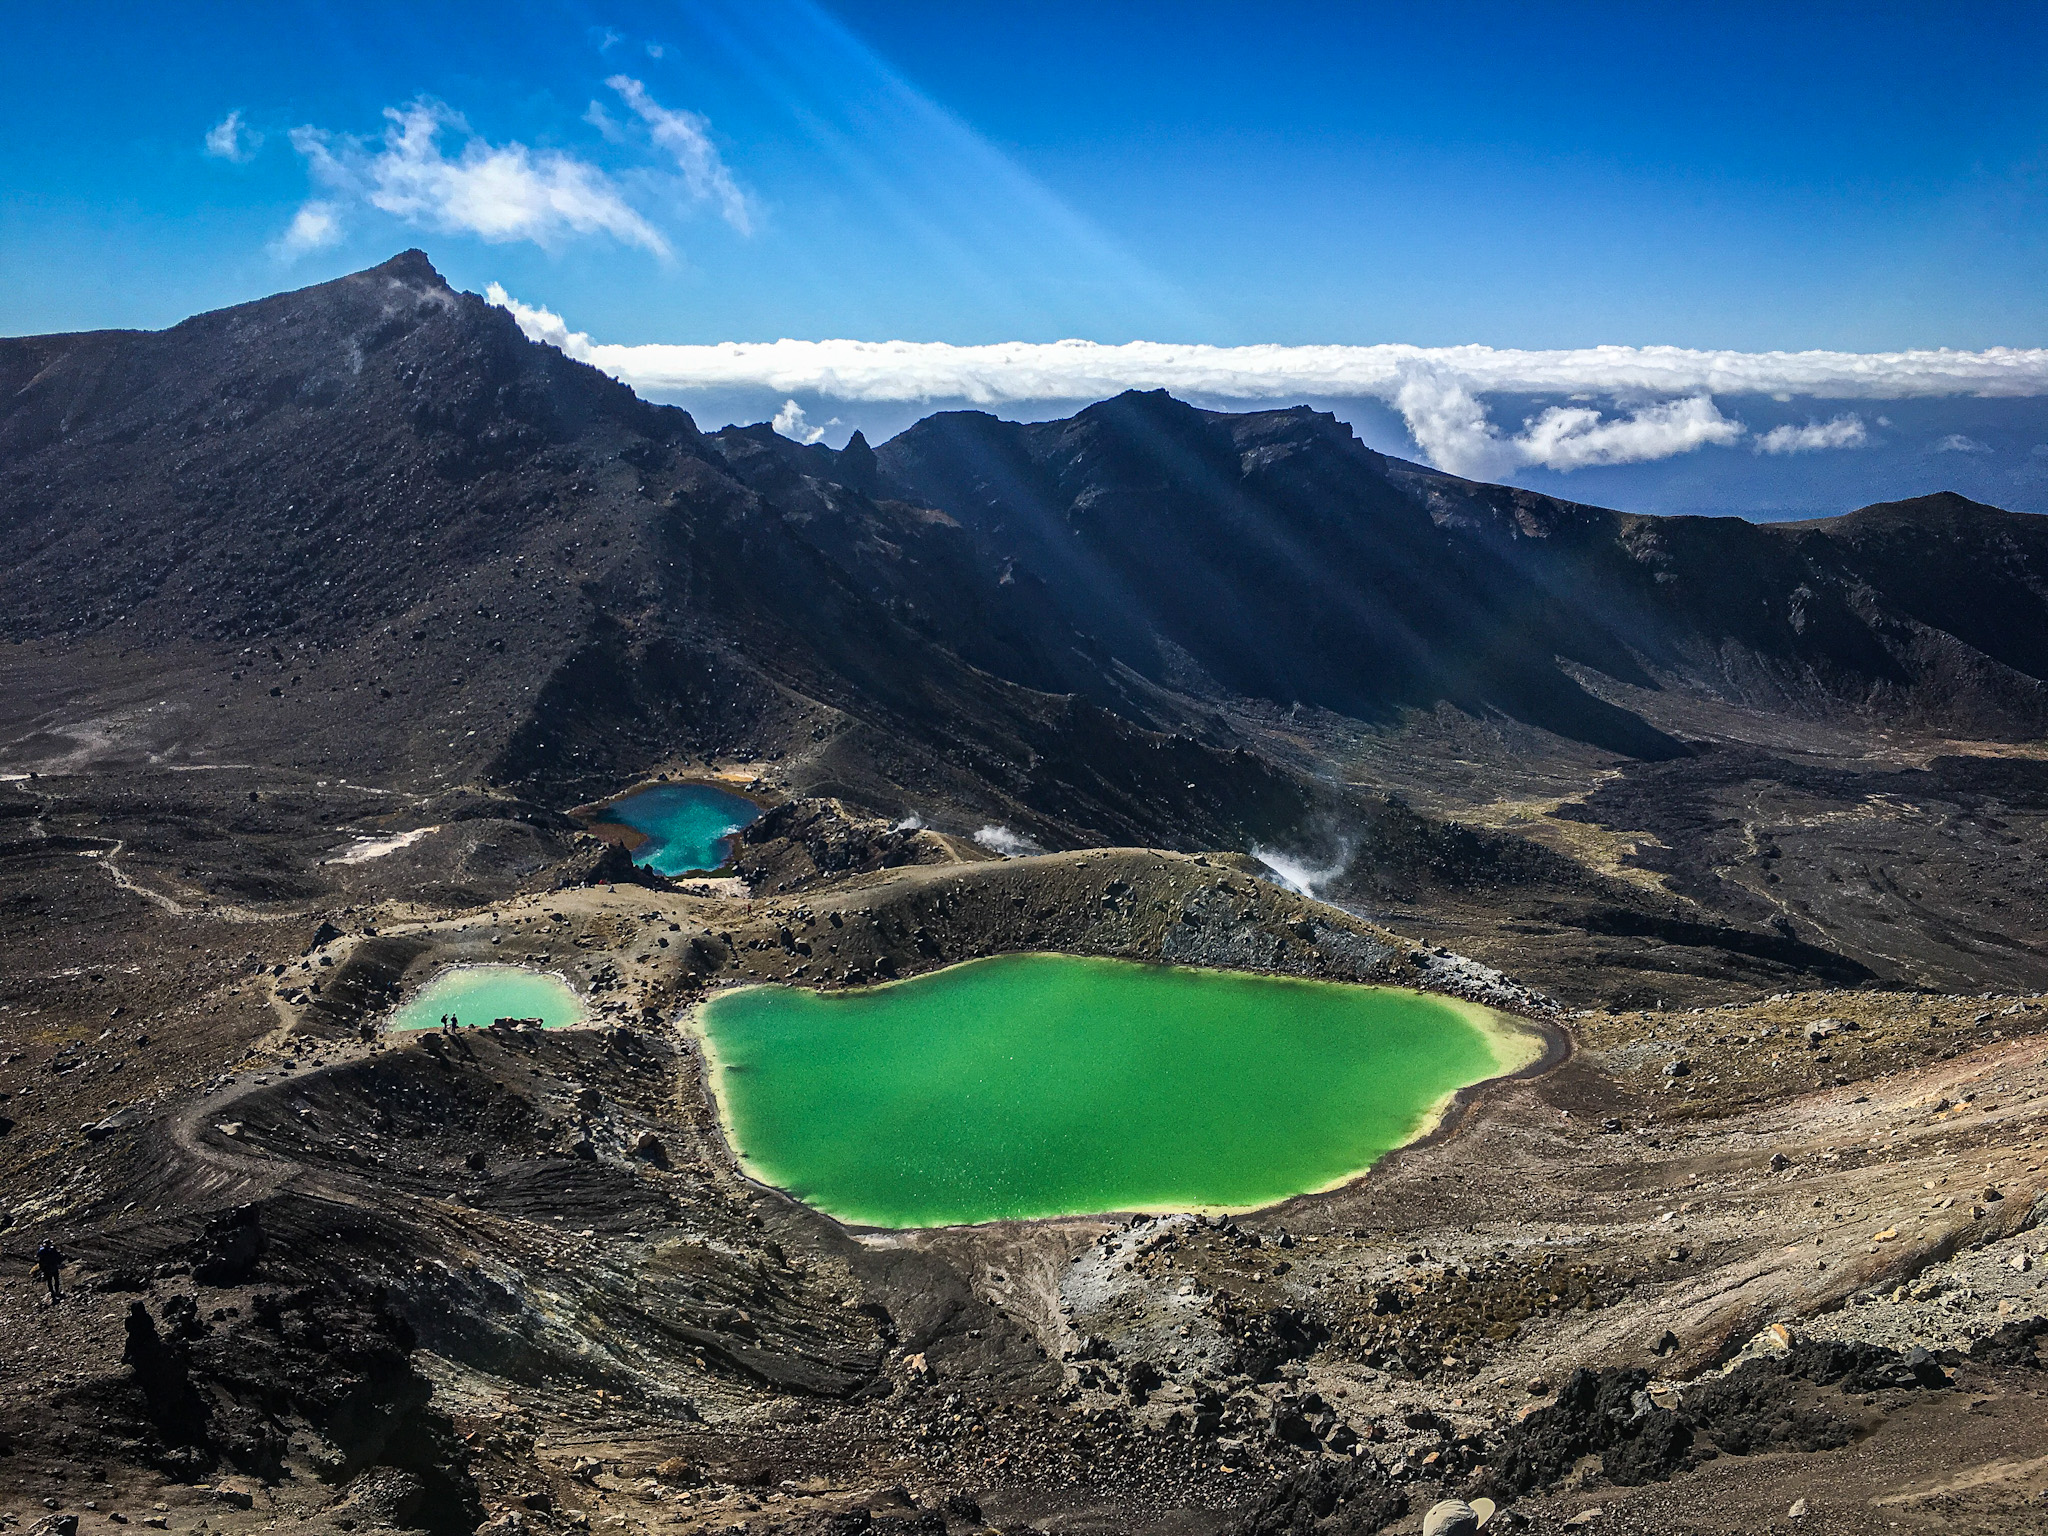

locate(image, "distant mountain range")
(5, 251), (2045, 812)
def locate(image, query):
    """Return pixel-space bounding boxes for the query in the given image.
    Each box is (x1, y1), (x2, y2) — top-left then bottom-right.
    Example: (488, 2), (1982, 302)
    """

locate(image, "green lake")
(600, 783), (760, 877)
(695, 953), (1536, 1228)
(389, 965), (586, 1031)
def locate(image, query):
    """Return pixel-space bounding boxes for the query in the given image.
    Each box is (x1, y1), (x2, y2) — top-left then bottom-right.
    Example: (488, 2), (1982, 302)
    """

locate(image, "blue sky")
(5, 2), (2048, 513)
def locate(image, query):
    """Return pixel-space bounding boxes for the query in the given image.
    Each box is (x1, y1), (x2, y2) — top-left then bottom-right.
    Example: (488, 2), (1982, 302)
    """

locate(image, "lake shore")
(684, 956), (1561, 1230)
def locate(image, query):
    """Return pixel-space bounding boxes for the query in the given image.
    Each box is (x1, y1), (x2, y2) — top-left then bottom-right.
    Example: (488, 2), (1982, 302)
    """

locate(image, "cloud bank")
(486, 287), (2048, 476)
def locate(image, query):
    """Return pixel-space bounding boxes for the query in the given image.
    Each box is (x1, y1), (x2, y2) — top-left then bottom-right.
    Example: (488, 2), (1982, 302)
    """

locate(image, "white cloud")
(1935, 433), (1991, 453)
(482, 289), (2048, 475)
(289, 100), (670, 255)
(1383, 385), (1743, 477)
(485, 284), (573, 343)
(605, 76), (752, 234)
(205, 109), (260, 164)
(1369, 372), (1735, 475)
(465, 327), (2048, 407)
(1754, 414), (1870, 455)
(771, 399), (826, 444)
(273, 199), (343, 255)
(1388, 367), (1515, 477)
(1517, 395), (1745, 472)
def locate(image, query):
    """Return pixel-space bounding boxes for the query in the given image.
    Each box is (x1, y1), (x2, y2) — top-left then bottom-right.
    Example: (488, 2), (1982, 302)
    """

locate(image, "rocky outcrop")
(548, 833), (670, 891)
(734, 798), (947, 893)
(87, 1280), (482, 1532)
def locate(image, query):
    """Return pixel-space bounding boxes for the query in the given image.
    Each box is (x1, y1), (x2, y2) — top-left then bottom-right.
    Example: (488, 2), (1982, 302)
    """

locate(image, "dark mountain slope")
(873, 392), (1682, 757)
(1784, 492), (2048, 692)
(1380, 463), (2048, 737)
(0, 254), (1309, 851)
(701, 416), (1192, 732)
(874, 401), (2048, 745)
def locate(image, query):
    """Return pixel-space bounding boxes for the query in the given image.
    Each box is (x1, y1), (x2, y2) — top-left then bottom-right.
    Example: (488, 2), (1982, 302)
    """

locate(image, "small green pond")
(389, 965), (586, 1031)
(599, 783), (760, 877)
(696, 953), (1536, 1228)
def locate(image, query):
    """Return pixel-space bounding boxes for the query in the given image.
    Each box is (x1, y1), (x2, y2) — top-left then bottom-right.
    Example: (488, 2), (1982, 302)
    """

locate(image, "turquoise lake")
(697, 954), (1536, 1227)
(600, 784), (761, 876)
(389, 965), (585, 1030)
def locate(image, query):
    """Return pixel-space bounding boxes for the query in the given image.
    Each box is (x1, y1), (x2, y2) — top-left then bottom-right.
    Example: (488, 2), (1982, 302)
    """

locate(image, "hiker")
(121, 1299), (159, 1365)
(33, 1240), (64, 1304)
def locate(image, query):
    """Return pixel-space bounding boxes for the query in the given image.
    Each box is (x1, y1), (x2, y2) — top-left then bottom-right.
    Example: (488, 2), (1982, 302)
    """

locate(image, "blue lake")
(601, 783), (761, 876)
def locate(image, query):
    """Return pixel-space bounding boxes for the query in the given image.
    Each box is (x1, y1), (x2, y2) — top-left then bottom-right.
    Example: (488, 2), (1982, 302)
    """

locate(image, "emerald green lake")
(389, 965), (586, 1031)
(696, 954), (1534, 1228)
(601, 784), (760, 876)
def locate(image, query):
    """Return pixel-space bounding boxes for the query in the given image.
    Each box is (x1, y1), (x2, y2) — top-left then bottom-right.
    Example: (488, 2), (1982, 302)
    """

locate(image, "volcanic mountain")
(9, 254), (2048, 1536)
(0, 251), (1305, 851)
(4, 252), (2048, 999)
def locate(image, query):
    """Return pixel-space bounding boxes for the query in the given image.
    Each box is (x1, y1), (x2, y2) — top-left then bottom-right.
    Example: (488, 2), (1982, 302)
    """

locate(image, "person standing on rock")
(33, 1240), (64, 1304)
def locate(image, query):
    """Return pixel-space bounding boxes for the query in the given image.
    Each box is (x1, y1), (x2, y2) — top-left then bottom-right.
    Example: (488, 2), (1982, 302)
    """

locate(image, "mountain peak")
(1079, 387), (1201, 423)
(363, 248), (449, 288)
(1775, 489), (2014, 534)
(1847, 489), (2008, 523)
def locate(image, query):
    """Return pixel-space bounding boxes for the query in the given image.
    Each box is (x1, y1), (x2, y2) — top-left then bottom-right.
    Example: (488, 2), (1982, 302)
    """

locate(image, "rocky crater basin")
(693, 952), (1541, 1228)
(387, 962), (587, 1031)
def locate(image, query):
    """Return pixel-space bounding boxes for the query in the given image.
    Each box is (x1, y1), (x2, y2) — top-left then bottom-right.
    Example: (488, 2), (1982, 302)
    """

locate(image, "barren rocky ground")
(4, 255), (2048, 1535)
(3, 777), (2046, 1536)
